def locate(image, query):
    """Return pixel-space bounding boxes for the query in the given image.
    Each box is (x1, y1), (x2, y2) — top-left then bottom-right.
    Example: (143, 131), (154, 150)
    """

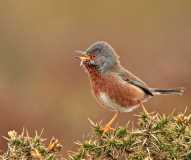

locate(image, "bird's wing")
(125, 79), (153, 96)
(116, 66), (154, 96)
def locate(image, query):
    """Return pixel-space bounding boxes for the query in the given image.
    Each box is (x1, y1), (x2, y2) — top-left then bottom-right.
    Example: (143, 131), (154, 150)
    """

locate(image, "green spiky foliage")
(0, 130), (63, 160)
(68, 110), (191, 160)
(0, 110), (191, 160)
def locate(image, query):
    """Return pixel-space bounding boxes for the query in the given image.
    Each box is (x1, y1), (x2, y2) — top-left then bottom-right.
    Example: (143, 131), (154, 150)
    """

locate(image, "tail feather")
(150, 87), (185, 96)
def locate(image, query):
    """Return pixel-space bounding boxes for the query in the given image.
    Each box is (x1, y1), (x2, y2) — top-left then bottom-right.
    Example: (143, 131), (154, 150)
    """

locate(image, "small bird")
(76, 41), (184, 132)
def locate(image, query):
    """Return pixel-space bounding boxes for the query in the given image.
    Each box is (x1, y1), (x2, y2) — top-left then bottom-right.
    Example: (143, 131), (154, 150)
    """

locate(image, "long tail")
(150, 87), (185, 96)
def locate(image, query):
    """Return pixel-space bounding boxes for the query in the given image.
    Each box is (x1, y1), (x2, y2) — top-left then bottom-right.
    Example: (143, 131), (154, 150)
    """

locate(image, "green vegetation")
(68, 109), (191, 160)
(1, 109), (191, 160)
(0, 130), (63, 160)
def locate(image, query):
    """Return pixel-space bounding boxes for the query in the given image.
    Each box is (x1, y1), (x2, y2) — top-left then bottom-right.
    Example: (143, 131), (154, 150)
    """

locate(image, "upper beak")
(74, 50), (91, 61)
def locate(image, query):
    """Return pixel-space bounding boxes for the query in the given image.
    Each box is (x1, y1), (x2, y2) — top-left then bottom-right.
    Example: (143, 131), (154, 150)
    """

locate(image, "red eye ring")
(91, 55), (96, 59)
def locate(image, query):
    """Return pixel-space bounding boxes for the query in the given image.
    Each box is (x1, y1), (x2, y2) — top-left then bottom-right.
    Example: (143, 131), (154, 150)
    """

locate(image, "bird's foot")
(101, 125), (115, 133)
(141, 103), (149, 115)
(101, 112), (119, 133)
(140, 103), (155, 117)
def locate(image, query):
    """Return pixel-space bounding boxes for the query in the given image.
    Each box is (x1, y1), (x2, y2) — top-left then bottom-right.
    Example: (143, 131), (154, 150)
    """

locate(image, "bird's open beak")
(74, 50), (91, 66)
(78, 55), (91, 61)
(75, 50), (91, 61)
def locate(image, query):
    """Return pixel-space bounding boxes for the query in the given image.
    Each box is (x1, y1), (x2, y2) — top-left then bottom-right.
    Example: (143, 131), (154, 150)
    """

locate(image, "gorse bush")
(1, 109), (191, 160)
(68, 109), (191, 160)
(0, 129), (63, 160)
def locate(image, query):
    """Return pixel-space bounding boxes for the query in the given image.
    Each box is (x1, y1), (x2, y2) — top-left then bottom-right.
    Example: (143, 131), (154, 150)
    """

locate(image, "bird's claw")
(101, 125), (115, 133)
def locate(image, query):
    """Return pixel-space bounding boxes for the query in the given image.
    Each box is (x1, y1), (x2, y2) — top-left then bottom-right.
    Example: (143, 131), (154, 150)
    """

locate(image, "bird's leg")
(140, 103), (149, 115)
(102, 112), (119, 133)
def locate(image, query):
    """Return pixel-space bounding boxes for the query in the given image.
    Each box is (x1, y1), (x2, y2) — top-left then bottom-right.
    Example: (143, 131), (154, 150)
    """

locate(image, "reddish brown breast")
(85, 65), (104, 96)
(85, 65), (145, 109)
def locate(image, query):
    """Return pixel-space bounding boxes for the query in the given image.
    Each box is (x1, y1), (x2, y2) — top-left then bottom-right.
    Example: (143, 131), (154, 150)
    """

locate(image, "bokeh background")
(0, 0), (191, 156)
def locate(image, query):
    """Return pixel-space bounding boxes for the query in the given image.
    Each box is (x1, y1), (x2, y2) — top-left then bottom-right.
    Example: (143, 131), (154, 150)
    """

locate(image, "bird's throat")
(83, 63), (101, 78)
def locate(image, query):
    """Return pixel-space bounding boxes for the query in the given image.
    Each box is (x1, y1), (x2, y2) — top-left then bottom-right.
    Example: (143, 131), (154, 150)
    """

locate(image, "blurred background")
(0, 0), (190, 156)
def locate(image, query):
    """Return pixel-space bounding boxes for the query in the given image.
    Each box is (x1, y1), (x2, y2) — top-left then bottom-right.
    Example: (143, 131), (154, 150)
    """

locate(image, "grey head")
(78, 41), (120, 74)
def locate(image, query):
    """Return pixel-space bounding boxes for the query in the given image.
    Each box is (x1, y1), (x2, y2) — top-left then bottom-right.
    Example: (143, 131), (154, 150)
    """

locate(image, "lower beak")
(78, 55), (91, 67)
(74, 50), (91, 61)
(74, 50), (91, 66)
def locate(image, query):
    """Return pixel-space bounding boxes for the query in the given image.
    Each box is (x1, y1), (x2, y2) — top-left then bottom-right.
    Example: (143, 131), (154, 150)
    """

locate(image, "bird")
(75, 41), (184, 132)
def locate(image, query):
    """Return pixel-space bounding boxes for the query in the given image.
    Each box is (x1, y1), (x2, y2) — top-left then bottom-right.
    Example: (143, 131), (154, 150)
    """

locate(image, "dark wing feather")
(126, 79), (153, 96)
(116, 66), (153, 96)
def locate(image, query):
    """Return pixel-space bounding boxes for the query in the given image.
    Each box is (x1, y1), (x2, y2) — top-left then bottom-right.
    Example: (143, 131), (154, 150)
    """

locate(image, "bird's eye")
(91, 55), (96, 59)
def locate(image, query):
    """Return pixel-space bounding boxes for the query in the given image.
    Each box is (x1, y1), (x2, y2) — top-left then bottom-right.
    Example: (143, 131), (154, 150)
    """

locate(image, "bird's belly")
(97, 92), (139, 112)
(90, 73), (145, 112)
